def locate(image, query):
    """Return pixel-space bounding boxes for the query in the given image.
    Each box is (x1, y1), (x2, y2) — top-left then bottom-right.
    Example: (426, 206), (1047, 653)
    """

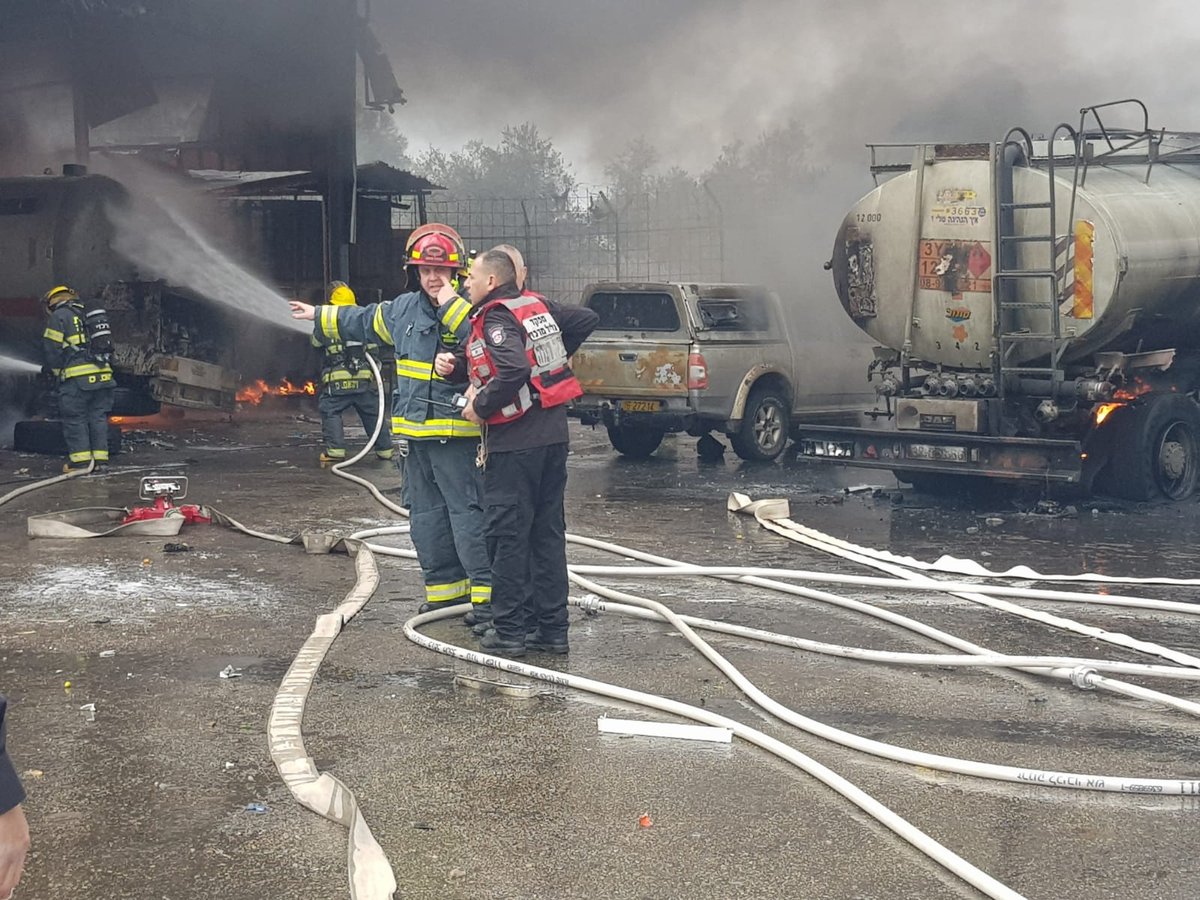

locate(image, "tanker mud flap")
(794, 424), (1084, 483)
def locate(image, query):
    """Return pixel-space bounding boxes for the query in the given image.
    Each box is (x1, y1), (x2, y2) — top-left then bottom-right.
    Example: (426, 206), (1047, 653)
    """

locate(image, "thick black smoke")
(376, 0), (1196, 180)
(374, 0), (1196, 332)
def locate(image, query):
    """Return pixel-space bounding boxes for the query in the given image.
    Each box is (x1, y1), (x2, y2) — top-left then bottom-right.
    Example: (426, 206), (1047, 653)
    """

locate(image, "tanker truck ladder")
(992, 123), (1083, 395)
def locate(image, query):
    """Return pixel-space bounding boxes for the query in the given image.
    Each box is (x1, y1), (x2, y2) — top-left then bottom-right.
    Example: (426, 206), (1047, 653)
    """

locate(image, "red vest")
(466, 292), (583, 424)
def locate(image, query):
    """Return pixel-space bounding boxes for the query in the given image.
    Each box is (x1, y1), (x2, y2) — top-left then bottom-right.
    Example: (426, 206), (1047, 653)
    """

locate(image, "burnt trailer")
(798, 100), (1200, 501)
(0, 169), (255, 416)
(0, 162), (439, 427)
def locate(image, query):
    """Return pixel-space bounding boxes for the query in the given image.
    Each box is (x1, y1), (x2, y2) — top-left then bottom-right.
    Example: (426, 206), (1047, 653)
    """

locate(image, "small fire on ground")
(236, 379), (317, 404)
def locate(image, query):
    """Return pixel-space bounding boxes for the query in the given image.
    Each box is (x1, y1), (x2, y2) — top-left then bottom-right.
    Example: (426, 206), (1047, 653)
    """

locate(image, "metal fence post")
(520, 199), (533, 288)
(702, 180), (725, 282)
(598, 191), (619, 280)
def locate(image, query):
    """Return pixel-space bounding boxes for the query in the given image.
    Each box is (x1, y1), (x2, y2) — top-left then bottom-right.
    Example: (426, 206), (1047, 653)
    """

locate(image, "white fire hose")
(13, 355), (1200, 899)
(0, 459), (93, 508)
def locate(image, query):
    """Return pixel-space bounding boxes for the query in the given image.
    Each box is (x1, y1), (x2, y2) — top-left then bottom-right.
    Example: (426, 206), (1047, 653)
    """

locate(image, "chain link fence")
(429, 184), (725, 302)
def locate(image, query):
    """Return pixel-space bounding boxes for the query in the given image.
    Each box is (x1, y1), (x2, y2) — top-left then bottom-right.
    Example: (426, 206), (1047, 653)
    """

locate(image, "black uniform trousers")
(484, 441), (570, 642)
(317, 389), (393, 456)
(59, 379), (114, 465)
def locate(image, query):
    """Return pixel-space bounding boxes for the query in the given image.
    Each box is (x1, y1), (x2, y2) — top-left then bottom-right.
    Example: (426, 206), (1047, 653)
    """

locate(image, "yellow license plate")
(620, 400), (662, 412)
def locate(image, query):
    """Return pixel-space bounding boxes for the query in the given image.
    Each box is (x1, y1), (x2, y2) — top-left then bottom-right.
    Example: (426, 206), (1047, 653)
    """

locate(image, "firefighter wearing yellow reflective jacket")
(41, 285), (115, 472)
(315, 282), (394, 465)
(288, 226), (492, 621)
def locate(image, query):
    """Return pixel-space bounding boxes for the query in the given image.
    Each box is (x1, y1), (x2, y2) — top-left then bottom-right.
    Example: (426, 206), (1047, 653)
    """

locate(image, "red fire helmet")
(404, 224), (466, 269)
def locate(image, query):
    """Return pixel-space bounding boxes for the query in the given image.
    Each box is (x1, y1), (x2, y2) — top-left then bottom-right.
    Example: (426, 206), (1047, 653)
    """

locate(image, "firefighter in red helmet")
(289, 225), (493, 623)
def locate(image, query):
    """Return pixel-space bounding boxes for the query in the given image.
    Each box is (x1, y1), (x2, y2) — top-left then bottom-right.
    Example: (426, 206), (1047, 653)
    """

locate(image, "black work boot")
(478, 628), (526, 658)
(417, 597), (469, 615)
(477, 613), (530, 637)
(471, 618), (493, 636)
(526, 629), (569, 655)
(463, 602), (493, 627)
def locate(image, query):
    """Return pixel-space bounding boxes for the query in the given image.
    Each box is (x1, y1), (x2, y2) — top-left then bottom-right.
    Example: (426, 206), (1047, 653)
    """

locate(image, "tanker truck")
(796, 99), (1200, 501)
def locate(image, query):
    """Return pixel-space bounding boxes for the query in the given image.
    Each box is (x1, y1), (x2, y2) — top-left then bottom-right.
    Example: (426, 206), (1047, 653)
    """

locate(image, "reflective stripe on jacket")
(43, 302), (113, 383)
(315, 291), (479, 439)
(466, 293), (583, 425)
(311, 330), (374, 393)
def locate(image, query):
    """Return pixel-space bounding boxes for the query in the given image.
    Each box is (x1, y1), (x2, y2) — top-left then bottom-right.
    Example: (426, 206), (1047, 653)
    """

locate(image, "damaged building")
(0, 0), (435, 426)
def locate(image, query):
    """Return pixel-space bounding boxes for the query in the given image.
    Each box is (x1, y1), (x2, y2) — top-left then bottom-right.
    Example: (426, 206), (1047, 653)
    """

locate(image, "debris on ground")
(243, 802), (269, 814)
(219, 665), (243, 679)
(163, 542), (191, 553)
(844, 484), (885, 494)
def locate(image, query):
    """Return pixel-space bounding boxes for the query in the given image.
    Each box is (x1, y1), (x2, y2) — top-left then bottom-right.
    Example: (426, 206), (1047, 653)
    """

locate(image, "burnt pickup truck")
(569, 282), (873, 460)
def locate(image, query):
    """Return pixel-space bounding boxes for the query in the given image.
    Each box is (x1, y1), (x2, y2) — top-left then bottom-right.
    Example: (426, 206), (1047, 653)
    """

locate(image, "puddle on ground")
(7, 562), (283, 622)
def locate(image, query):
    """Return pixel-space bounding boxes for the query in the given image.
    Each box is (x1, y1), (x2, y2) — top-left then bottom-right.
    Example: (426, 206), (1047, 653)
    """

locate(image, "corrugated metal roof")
(202, 161), (442, 196)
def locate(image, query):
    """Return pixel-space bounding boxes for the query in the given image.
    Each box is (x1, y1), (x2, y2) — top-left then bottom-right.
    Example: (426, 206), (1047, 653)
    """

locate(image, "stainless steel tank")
(830, 136), (1200, 368)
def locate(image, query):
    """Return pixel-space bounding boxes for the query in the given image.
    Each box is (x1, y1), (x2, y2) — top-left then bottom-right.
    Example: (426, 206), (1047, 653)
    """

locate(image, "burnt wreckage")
(0, 1), (437, 446)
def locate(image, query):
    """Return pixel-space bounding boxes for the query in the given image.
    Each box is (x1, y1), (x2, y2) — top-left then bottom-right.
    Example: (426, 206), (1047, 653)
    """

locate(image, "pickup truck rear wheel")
(731, 389), (790, 461)
(606, 424), (665, 459)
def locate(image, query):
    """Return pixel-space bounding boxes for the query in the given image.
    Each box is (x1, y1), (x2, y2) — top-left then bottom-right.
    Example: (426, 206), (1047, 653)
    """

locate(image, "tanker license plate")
(907, 443), (967, 462)
(621, 400), (662, 412)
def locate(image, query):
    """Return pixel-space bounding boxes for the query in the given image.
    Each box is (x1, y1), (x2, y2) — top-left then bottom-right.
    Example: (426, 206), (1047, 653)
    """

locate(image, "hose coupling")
(1069, 665), (1098, 690)
(576, 595), (604, 615)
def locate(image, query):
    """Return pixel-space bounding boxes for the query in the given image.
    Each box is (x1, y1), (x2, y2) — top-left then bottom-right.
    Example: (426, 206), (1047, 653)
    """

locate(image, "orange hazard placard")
(918, 239), (992, 294)
(1072, 220), (1094, 319)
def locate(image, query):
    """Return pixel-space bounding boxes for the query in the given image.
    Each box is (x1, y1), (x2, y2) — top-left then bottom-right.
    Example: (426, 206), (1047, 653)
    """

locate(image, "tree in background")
(701, 117), (827, 284)
(605, 136), (699, 197)
(415, 122), (575, 199)
(356, 107), (411, 169)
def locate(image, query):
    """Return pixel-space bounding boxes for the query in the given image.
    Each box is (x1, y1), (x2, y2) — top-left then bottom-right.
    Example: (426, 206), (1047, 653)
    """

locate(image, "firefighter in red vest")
(434, 248), (598, 657)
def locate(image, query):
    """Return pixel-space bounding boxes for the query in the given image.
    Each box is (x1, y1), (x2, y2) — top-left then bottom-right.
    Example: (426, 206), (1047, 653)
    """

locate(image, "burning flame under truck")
(799, 99), (1200, 501)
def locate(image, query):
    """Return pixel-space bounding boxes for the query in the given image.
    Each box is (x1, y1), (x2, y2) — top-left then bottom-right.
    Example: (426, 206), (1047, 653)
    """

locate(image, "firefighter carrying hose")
(315, 282), (395, 466)
(41, 285), (115, 472)
(289, 225), (492, 621)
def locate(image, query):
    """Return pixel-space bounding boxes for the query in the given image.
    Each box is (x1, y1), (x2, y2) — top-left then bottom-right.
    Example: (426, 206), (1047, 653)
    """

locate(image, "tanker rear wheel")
(1102, 393), (1200, 501)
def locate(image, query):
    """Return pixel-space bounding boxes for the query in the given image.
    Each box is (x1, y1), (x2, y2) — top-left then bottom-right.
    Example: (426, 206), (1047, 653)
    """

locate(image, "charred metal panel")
(152, 355), (238, 409)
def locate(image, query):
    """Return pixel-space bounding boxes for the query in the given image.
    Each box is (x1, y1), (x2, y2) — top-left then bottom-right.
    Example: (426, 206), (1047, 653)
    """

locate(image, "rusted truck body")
(0, 171), (297, 417)
(570, 282), (873, 460)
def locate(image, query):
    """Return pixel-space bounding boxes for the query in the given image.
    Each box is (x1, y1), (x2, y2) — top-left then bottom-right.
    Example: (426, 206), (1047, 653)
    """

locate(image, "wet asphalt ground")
(2, 405), (1200, 899)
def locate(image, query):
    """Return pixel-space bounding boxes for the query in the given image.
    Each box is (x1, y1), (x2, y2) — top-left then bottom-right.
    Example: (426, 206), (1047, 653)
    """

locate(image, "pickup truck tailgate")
(574, 287), (692, 400)
(574, 342), (691, 398)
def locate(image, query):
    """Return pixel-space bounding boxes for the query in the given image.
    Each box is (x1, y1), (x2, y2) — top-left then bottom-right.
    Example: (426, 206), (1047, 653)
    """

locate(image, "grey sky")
(375, 0), (1199, 182)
